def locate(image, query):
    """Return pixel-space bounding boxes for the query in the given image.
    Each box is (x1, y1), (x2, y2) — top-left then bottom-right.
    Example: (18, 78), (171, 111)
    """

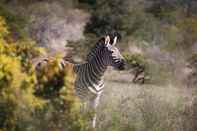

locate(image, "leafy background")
(0, 0), (197, 131)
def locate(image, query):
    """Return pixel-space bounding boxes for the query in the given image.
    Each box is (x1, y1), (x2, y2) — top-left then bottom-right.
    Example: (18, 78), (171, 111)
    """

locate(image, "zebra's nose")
(117, 59), (125, 70)
(121, 59), (126, 65)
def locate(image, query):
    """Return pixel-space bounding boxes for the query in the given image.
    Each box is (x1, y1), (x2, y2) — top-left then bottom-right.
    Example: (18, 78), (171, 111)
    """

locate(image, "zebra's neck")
(87, 55), (108, 79)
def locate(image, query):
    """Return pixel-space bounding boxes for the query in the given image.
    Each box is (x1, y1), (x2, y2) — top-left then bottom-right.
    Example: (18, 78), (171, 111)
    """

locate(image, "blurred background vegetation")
(0, 0), (197, 131)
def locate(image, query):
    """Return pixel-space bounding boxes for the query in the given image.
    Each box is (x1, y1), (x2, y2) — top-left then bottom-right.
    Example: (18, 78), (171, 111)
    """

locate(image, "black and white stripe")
(35, 34), (125, 128)
(73, 35), (125, 127)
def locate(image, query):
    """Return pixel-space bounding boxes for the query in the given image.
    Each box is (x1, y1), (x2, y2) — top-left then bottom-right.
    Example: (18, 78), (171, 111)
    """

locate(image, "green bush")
(124, 53), (148, 69)
(0, 16), (93, 131)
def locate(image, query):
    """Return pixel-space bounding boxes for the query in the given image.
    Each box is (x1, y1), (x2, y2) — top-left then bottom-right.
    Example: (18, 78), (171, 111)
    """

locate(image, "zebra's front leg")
(90, 93), (101, 128)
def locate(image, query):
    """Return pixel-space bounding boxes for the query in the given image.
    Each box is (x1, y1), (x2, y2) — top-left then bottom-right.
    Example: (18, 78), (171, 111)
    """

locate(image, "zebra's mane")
(86, 37), (105, 62)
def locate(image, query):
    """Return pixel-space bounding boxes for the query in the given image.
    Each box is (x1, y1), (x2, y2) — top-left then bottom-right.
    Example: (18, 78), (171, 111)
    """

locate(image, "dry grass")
(95, 70), (196, 131)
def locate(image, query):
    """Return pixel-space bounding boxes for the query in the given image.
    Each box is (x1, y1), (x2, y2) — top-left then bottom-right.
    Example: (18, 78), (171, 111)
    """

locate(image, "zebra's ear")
(112, 36), (117, 46)
(105, 35), (110, 45)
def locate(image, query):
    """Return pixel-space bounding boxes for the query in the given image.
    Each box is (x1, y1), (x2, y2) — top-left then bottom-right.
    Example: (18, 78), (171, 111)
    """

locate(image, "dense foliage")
(0, 16), (93, 131)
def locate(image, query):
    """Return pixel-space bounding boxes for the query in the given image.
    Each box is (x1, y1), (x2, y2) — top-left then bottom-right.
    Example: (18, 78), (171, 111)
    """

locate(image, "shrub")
(0, 16), (93, 131)
(123, 53), (151, 84)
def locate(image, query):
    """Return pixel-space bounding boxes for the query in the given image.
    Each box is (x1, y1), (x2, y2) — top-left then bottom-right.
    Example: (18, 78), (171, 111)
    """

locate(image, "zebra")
(35, 34), (126, 128)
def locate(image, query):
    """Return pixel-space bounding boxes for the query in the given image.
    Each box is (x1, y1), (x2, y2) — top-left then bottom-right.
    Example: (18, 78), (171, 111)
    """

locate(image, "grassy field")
(95, 70), (195, 131)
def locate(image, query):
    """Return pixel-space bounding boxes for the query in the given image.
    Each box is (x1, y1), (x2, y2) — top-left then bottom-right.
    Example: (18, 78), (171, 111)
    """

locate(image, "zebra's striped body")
(73, 39), (108, 100)
(73, 42), (108, 127)
(74, 62), (106, 101)
(35, 34), (125, 128)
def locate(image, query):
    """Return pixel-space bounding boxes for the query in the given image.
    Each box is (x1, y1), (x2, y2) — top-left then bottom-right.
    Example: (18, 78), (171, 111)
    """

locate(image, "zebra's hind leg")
(90, 94), (101, 128)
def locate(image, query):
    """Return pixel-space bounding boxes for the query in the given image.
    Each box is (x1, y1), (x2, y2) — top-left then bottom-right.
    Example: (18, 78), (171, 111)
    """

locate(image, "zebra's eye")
(109, 50), (113, 54)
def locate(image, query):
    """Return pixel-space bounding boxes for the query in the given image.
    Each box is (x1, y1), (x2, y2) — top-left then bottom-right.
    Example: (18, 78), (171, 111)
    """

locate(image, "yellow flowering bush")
(34, 57), (93, 131)
(0, 16), (46, 131)
(0, 16), (93, 131)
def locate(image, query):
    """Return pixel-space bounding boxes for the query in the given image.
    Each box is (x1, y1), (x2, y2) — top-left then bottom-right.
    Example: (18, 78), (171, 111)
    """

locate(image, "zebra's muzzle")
(116, 60), (125, 70)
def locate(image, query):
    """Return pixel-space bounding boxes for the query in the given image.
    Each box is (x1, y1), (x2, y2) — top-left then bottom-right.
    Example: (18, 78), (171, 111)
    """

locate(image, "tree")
(81, 0), (150, 39)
